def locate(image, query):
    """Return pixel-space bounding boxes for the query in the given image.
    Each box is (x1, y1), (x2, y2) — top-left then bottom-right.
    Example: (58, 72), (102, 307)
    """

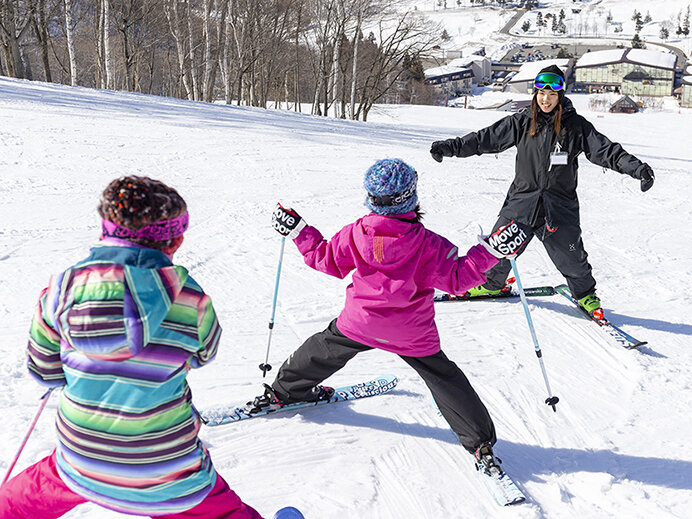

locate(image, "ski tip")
(273, 507), (305, 519)
(628, 341), (648, 349)
(505, 496), (527, 506)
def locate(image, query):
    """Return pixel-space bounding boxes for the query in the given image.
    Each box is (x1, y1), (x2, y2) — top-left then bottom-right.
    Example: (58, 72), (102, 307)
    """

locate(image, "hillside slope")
(0, 77), (691, 518)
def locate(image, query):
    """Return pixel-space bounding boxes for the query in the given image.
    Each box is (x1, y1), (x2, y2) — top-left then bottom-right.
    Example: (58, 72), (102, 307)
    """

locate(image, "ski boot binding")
(578, 293), (605, 323)
(247, 384), (335, 414)
(247, 384), (284, 414)
(307, 385), (335, 403)
(474, 442), (503, 478)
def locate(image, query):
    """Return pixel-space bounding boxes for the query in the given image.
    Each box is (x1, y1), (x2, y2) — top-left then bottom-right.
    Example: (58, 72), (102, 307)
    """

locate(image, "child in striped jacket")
(0, 177), (262, 518)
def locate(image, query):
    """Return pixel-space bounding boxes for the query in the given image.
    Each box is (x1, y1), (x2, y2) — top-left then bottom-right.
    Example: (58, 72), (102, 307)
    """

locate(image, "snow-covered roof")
(508, 59), (569, 84)
(424, 65), (472, 79)
(575, 48), (676, 70)
(448, 56), (489, 68)
(461, 46), (486, 58)
(627, 49), (677, 70)
(575, 49), (626, 68)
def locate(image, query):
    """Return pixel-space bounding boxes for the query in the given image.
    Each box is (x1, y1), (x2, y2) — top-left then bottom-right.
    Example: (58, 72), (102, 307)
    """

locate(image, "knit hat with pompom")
(363, 159), (418, 215)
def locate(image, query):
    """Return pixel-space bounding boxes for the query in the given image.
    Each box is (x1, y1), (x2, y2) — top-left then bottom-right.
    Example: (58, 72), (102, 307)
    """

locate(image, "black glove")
(639, 164), (654, 192)
(430, 140), (454, 163)
(479, 221), (529, 259)
(272, 203), (306, 239)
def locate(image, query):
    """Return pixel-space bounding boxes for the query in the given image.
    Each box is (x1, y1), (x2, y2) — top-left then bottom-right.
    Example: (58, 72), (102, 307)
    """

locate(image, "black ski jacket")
(445, 97), (647, 227)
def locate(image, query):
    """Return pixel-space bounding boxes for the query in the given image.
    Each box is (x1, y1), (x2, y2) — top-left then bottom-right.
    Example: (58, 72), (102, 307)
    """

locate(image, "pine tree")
(631, 33), (646, 49)
(632, 11), (644, 34)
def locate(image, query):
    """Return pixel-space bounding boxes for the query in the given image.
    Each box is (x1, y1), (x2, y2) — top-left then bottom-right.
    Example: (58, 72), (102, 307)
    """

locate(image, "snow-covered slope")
(1, 76), (691, 518)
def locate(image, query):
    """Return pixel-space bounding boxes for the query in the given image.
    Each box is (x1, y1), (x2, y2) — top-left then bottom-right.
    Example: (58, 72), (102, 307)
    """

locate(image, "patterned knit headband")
(101, 212), (189, 242)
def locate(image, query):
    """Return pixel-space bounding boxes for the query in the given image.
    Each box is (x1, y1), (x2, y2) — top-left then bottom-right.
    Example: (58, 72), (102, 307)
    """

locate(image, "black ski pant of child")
(482, 216), (597, 300)
(271, 319), (497, 453)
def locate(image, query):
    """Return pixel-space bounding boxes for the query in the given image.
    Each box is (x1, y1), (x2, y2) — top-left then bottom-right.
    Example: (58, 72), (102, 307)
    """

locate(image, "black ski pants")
(272, 319), (497, 453)
(483, 216), (597, 300)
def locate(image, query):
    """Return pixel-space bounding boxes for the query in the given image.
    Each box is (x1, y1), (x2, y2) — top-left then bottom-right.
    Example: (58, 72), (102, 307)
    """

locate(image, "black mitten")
(639, 164), (655, 192)
(430, 140), (454, 163)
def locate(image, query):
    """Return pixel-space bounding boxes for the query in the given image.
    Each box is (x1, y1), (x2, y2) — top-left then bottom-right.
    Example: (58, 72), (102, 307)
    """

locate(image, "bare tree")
(63, 0), (78, 84)
(0, 0), (35, 78)
(164, 0), (194, 98)
(354, 11), (436, 121)
(101, 0), (112, 88)
(349, 0), (364, 119)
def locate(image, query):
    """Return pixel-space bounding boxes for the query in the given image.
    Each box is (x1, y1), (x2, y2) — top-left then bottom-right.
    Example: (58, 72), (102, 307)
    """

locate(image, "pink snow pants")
(0, 451), (264, 519)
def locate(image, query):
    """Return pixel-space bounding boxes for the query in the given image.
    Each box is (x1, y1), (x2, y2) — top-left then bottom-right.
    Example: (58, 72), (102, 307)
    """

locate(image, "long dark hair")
(529, 92), (562, 137)
(394, 204), (425, 223)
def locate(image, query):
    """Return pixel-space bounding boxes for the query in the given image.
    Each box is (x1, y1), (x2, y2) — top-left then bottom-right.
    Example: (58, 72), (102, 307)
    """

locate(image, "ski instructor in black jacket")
(429, 65), (655, 319)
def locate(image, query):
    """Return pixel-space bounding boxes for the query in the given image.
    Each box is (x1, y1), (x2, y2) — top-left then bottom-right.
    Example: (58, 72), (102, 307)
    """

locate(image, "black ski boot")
(306, 385), (335, 403)
(247, 384), (335, 414)
(474, 442), (503, 478)
(247, 384), (283, 414)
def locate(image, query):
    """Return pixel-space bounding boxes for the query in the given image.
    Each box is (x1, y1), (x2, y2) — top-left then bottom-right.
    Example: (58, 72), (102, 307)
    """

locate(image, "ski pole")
(509, 258), (559, 412)
(1, 386), (56, 487)
(260, 236), (286, 377)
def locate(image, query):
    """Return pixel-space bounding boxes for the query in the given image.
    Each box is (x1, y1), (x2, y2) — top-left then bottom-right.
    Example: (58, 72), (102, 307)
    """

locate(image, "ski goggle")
(534, 72), (565, 92)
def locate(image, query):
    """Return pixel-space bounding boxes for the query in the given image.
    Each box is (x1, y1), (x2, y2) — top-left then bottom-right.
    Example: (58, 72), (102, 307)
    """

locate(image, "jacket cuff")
(293, 225), (323, 255)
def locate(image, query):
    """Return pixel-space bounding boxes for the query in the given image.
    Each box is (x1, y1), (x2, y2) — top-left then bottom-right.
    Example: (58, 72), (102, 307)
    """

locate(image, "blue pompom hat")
(364, 159), (418, 215)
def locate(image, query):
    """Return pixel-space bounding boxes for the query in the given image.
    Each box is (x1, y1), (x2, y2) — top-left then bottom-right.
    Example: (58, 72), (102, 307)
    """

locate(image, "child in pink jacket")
(252, 158), (527, 473)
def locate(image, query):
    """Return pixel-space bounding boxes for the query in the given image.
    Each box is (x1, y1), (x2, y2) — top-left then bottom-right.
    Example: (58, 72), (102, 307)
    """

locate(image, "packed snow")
(1, 75), (691, 519)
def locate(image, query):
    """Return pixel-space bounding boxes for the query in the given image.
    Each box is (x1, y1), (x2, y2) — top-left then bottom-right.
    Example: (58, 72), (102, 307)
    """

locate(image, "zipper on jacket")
(540, 123), (553, 190)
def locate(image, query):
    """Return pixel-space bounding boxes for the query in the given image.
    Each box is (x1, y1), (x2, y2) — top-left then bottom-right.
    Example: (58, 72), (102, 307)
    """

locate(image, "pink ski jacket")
(293, 212), (499, 357)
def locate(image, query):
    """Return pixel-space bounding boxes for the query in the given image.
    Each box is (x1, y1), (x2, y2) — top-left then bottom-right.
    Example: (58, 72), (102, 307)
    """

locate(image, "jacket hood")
(352, 212), (426, 269)
(54, 245), (189, 360)
(560, 96), (576, 116)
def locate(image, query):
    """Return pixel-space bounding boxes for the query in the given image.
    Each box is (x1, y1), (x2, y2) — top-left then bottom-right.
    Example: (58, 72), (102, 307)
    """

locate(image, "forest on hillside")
(0, 0), (446, 119)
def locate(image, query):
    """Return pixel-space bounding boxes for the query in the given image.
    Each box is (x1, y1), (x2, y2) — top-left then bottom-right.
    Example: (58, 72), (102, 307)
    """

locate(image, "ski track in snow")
(0, 76), (691, 518)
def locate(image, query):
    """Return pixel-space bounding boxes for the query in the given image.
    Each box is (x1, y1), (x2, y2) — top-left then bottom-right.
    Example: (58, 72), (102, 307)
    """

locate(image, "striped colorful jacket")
(26, 241), (221, 515)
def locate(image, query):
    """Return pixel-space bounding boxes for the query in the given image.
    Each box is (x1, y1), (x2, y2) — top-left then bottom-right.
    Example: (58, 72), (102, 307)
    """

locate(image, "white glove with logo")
(479, 221), (529, 259)
(272, 203), (307, 239)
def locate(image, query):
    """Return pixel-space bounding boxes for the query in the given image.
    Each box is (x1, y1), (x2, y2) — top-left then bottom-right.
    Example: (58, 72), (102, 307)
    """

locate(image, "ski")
(433, 403), (526, 506)
(434, 285), (555, 302)
(554, 284), (646, 349)
(475, 458), (526, 506)
(200, 374), (398, 426)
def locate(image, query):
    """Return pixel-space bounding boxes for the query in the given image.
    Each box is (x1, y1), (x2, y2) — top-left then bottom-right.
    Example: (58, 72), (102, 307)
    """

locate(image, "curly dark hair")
(98, 175), (187, 250)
